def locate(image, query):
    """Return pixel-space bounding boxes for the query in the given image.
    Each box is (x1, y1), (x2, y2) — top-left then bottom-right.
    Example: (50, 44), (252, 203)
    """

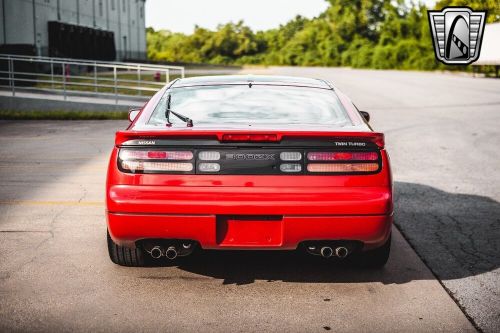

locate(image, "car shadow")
(394, 181), (500, 281)
(143, 182), (500, 285)
(142, 249), (410, 285)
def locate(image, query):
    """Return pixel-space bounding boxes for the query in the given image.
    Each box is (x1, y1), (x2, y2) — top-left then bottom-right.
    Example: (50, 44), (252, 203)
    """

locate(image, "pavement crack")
(78, 185), (88, 203)
(6, 207), (68, 276)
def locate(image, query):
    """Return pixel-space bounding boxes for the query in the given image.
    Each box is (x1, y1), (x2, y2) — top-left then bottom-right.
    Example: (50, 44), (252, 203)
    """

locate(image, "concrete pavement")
(0, 121), (475, 333)
(2, 66), (500, 332)
(254, 67), (500, 332)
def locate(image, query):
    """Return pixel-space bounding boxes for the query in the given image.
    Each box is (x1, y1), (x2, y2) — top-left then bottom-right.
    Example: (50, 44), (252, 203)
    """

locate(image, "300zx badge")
(225, 153), (276, 160)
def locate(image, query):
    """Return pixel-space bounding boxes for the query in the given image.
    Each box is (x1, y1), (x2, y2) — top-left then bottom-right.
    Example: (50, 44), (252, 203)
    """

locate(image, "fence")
(0, 54), (185, 104)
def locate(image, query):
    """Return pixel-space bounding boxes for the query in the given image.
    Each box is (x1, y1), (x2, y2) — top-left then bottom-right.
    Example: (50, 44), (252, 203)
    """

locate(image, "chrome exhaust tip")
(150, 246), (163, 259)
(165, 246), (178, 260)
(320, 246), (334, 258)
(335, 246), (349, 259)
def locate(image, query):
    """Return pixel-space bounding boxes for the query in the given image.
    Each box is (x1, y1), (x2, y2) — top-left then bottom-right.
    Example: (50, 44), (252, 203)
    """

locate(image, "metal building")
(0, 0), (147, 60)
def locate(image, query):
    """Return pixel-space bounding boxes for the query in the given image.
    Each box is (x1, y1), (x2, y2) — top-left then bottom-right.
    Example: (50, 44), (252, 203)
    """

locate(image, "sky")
(145, 0), (437, 34)
(145, 0), (330, 33)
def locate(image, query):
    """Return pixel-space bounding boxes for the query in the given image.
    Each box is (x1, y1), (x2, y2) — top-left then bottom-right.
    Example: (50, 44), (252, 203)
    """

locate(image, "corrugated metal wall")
(0, 0), (146, 60)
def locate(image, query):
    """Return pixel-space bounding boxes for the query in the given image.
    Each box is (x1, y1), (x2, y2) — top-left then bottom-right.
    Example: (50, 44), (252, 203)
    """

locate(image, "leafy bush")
(147, 0), (499, 70)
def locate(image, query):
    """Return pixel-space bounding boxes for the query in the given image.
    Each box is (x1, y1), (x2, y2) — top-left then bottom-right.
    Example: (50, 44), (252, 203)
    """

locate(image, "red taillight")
(222, 134), (278, 142)
(119, 150), (193, 161)
(306, 150), (380, 173)
(307, 152), (378, 161)
(147, 151), (167, 159)
(119, 149), (194, 173)
(307, 163), (379, 173)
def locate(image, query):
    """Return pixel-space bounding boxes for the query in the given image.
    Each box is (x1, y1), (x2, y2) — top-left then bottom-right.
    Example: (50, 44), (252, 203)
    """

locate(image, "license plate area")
(216, 215), (283, 247)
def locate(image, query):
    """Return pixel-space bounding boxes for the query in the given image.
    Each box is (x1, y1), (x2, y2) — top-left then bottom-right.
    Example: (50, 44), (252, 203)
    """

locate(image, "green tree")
(146, 0), (494, 70)
(436, 0), (500, 23)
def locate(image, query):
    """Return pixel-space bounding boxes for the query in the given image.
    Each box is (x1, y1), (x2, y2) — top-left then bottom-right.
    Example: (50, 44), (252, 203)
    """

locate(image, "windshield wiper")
(165, 94), (193, 127)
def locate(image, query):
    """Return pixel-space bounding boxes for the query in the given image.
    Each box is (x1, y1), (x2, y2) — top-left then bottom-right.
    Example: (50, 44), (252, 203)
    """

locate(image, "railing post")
(166, 69), (169, 84)
(8, 57), (15, 96)
(137, 65), (141, 96)
(50, 61), (54, 89)
(114, 66), (117, 104)
(94, 62), (98, 94)
(62, 62), (67, 100)
(181, 67), (185, 78)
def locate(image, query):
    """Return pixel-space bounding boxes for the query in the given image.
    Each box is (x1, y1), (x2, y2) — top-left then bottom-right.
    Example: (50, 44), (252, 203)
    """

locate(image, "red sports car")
(106, 75), (393, 267)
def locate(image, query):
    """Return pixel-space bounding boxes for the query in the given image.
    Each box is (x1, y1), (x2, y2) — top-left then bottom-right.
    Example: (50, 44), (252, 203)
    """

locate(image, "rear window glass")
(148, 84), (352, 126)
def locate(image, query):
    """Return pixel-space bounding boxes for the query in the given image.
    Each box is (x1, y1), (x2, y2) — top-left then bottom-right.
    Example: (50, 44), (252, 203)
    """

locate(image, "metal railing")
(0, 54), (185, 103)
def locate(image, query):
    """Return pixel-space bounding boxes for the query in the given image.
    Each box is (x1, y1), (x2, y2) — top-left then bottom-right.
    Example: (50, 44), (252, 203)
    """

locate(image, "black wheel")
(107, 230), (145, 267)
(350, 234), (391, 268)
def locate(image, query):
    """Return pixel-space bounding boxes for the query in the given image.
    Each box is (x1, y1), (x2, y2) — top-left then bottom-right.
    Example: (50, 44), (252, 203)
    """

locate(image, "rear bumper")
(107, 213), (392, 250)
(107, 185), (393, 250)
(107, 185), (392, 215)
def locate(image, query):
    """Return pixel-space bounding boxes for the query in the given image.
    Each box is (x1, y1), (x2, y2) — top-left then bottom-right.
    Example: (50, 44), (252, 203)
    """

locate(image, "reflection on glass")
(148, 85), (352, 126)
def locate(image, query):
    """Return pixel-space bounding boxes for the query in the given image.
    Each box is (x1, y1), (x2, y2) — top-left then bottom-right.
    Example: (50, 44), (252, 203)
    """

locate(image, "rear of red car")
(106, 76), (393, 267)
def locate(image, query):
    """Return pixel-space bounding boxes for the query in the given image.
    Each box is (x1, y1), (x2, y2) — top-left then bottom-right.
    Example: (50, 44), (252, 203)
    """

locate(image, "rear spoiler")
(115, 130), (385, 148)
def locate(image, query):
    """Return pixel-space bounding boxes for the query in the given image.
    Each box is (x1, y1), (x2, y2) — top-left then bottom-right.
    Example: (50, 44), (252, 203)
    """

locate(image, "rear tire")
(350, 234), (391, 268)
(107, 230), (145, 267)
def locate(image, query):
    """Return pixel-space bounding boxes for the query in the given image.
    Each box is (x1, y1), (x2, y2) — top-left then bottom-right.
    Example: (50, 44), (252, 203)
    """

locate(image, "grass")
(0, 110), (128, 120)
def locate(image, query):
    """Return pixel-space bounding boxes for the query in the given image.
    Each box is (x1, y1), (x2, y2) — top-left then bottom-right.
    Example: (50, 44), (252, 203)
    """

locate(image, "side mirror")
(128, 108), (141, 122)
(360, 111), (370, 122)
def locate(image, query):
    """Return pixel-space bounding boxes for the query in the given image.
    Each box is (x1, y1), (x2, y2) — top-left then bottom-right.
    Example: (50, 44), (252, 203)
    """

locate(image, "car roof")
(172, 75), (332, 89)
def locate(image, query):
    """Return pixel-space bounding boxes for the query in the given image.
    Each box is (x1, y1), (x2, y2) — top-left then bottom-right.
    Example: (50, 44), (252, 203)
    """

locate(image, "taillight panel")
(280, 152), (302, 161)
(305, 150), (381, 174)
(307, 152), (378, 161)
(118, 148), (382, 175)
(119, 150), (193, 161)
(118, 149), (195, 174)
(121, 161), (194, 173)
(307, 163), (379, 173)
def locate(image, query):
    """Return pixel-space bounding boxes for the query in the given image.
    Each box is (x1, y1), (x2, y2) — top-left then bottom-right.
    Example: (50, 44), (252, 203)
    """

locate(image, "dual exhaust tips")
(305, 244), (350, 259)
(149, 243), (193, 260)
(319, 246), (349, 259)
(151, 246), (179, 260)
(149, 242), (349, 259)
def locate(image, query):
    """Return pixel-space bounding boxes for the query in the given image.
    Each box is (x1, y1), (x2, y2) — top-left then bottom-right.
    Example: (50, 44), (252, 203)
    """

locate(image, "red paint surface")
(108, 213), (392, 250)
(106, 84), (393, 251)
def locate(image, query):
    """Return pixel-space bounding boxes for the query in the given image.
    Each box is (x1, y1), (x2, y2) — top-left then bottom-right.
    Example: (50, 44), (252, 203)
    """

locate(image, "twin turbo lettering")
(334, 142), (367, 147)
